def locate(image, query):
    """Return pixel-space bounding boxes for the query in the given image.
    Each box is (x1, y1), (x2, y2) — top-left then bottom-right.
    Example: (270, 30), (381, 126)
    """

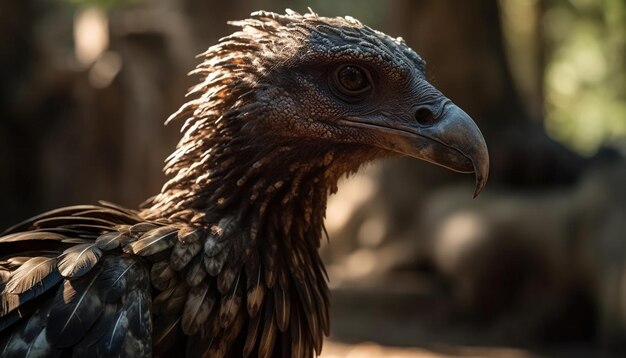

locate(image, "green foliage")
(544, 0), (626, 154)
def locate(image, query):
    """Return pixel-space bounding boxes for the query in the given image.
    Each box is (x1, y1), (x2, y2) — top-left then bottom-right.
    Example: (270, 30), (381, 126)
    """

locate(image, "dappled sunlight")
(73, 7), (108, 67)
(73, 6), (123, 88)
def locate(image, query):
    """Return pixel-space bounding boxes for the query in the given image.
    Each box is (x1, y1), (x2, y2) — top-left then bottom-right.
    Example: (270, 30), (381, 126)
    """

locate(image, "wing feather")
(273, 275), (290, 333)
(95, 232), (132, 251)
(218, 274), (242, 328)
(5, 256), (57, 294)
(181, 282), (215, 335)
(1, 205), (104, 235)
(170, 228), (203, 271)
(151, 261), (178, 291)
(73, 303), (119, 355)
(129, 226), (178, 257)
(243, 304), (262, 357)
(57, 243), (102, 278)
(153, 283), (188, 356)
(46, 269), (103, 348)
(0, 232), (67, 244)
(258, 294), (277, 358)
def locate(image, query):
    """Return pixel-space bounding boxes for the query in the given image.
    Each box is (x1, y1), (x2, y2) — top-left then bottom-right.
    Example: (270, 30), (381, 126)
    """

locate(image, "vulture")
(0, 10), (488, 358)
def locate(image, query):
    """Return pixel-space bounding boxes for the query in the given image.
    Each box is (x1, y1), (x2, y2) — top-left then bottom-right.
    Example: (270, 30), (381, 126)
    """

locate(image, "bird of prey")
(0, 9), (488, 358)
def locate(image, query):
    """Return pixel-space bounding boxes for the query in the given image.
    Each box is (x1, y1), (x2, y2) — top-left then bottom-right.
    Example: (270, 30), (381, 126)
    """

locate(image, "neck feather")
(142, 110), (369, 355)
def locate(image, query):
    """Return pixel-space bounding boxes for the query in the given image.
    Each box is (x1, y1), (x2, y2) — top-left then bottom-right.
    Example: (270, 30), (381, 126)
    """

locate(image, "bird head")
(163, 10), (488, 217)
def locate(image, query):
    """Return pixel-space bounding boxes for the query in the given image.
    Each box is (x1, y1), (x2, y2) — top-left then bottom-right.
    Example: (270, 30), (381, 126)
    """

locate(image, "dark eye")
(333, 65), (372, 96)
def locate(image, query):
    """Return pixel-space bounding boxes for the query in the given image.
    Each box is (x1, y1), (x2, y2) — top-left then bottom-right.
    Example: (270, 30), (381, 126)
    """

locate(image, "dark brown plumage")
(0, 9), (488, 358)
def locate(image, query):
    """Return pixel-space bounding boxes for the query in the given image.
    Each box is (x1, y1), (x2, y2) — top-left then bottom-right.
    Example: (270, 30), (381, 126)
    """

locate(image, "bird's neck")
(146, 136), (368, 240)
(144, 137), (370, 353)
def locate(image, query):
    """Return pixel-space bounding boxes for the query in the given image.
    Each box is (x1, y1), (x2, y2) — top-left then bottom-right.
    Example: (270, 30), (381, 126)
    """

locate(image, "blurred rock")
(415, 156), (626, 347)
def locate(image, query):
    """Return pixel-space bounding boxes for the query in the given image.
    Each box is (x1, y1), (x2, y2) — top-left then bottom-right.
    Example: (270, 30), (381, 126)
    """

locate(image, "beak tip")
(472, 164), (489, 198)
(473, 186), (482, 199)
(472, 181), (485, 199)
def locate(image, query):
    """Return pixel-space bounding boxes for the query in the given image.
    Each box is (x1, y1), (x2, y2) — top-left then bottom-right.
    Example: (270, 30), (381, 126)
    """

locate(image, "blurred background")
(1, 0), (625, 357)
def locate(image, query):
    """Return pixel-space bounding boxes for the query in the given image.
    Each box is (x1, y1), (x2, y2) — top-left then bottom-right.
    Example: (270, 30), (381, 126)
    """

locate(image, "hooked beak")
(340, 102), (489, 197)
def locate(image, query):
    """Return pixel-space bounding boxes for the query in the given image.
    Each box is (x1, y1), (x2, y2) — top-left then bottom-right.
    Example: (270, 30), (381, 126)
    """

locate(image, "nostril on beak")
(414, 106), (437, 126)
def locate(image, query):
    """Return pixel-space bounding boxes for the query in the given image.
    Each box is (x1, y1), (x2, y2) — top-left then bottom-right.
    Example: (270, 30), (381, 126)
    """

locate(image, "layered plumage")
(0, 9), (488, 358)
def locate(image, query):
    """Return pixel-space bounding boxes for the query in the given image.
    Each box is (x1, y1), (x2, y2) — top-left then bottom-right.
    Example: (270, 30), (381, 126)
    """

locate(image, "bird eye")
(333, 65), (371, 96)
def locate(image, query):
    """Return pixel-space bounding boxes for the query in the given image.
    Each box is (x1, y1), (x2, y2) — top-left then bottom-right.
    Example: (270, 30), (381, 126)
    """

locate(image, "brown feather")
(263, 243), (277, 289)
(0, 292), (18, 316)
(273, 280), (290, 333)
(170, 239), (202, 271)
(150, 261), (178, 291)
(129, 226), (178, 256)
(129, 222), (159, 237)
(5, 256), (57, 294)
(95, 231), (132, 251)
(216, 310), (245, 357)
(290, 306), (305, 358)
(181, 282), (215, 335)
(0, 269), (9, 287)
(219, 274), (242, 328)
(1, 205), (100, 234)
(0, 231), (67, 244)
(33, 215), (118, 229)
(217, 255), (241, 294)
(258, 296), (277, 358)
(204, 247), (229, 276)
(243, 305), (262, 357)
(57, 243), (102, 278)
(177, 226), (203, 244)
(186, 258), (208, 287)
(246, 269), (265, 318)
